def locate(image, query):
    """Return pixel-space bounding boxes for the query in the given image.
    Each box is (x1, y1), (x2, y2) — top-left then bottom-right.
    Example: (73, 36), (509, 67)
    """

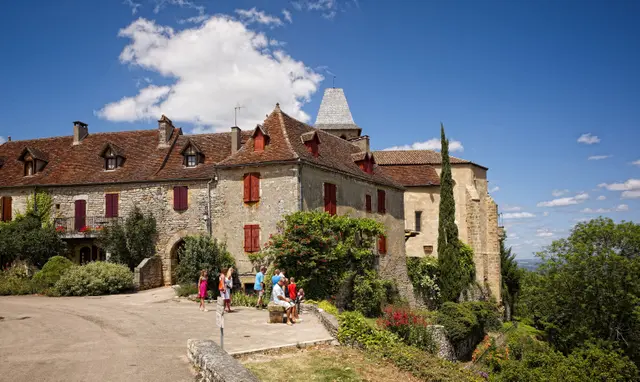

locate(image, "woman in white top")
(224, 267), (234, 312)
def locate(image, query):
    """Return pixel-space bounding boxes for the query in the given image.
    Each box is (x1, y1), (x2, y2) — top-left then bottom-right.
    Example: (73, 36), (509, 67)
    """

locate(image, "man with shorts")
(254, 266), (266, 309)
(272, 277), (297, 325)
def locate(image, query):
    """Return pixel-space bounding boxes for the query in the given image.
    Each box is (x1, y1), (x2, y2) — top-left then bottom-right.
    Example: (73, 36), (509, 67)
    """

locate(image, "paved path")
(0, 288), (332, 382)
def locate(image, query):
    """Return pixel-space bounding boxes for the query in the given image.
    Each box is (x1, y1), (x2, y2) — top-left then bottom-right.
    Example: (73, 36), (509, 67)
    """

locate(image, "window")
(365, 194), (372, 212)
(24, 161), (34, 176)
(243, 173), (260, 203)
(305, 139), (319, 157)
(254, 130), (265, 152)
(106, 157), (117, 170)
(186, 155), (197, 167)
(244, 224), (260, 252)
(324, 183), (337, 216)
(1, 196), (12, 222)
(378, 235), (387, 254)
(173, 186), (188, 211)
(415, 211), (422, 232)
(105, 194), (119, 218)
(377, 189), (386, 214)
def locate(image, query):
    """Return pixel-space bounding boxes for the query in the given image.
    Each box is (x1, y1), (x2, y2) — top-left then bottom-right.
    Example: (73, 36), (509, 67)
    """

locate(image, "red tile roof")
(373, 149), (487, 169)
(377, 165), (440, 187)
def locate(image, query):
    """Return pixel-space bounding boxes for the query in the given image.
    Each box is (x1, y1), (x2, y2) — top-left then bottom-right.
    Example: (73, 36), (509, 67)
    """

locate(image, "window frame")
(415, 210), (422, 232)
(186, 154), (197, 168)
(377, 189), (386, 214)
(365, 194), (372, 213)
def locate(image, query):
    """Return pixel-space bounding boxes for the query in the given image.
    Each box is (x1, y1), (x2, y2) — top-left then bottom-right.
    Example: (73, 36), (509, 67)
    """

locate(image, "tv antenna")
(234, 105), (243, 126)
(332, 75), (336, 88)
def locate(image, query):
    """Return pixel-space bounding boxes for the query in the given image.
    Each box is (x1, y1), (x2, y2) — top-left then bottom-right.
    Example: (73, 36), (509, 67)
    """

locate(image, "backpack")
(218, 277), (225, 291)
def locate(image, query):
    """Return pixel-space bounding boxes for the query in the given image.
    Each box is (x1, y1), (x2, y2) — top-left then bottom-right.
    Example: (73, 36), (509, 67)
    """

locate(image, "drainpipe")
(298, 163), (303, 211)
(207, 174), (217, 237)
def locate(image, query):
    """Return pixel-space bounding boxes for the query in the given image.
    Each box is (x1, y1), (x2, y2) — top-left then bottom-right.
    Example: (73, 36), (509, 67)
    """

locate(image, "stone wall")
(300, 165), (415, 305)
(134, 256), (163, 290)
(213, 165), (300, 274)
(404, 186), (440, 257)
(187, 339), (259, 382)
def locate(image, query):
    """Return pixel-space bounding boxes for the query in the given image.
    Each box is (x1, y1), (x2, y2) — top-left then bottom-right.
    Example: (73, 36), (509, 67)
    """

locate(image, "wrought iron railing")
(53, 216), (123, 236)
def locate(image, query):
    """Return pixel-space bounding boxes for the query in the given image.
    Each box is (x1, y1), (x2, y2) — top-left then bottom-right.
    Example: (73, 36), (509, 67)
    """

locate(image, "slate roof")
(219, 105), (403, 189)
(314, 88), (361, 133)
(377, 165), (440, 187)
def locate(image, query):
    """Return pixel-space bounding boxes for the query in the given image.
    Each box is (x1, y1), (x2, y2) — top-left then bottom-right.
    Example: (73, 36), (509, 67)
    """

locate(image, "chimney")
(7, 136), (10, 142)
(231, 126), (242, 154)
(351, 135), (370, 153)
(73, 121), (89, 145)
(158, 115), (174, 147)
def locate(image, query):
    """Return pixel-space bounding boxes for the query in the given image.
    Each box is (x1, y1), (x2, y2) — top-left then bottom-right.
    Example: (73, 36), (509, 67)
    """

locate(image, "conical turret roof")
(315, 88), (361, 133)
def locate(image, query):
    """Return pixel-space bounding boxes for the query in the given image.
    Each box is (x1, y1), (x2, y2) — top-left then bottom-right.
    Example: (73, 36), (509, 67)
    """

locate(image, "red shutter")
(324, 183), (331, 213)
(173, 187), (180, 210)
(377, 190), (386, 214)
(378, 235), (387, 254)
(174, 187), (188, 211)
(365, 195), (372, 212)
(105, 194), (112, 218)
(1, 196), (12, 222)
(244, 225), (252, 252)
(331, 184), (337, 215)
(251, 173), (260, 202)
(182, 187), (188, 210)
(75, 200), (86, 231)
(112, 194), (119, 217)
(243, 174), (251, 202)
(251, 225), (260, 252)
(254, 131), (265, 152)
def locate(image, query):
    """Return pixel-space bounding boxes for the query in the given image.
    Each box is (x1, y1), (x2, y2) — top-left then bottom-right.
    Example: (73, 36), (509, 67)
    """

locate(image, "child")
(296, 288), (305, 318)
(219, 268), (227, 308)
(198, 270), (208, 312)
(288, 277), (299, 319)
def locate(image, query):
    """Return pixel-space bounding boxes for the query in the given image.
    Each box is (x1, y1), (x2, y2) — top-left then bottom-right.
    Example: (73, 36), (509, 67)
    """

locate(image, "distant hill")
(517, 258), (542, 271)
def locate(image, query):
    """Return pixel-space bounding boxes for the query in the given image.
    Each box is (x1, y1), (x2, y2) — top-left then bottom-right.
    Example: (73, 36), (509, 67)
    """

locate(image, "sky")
(0, 0), (639, 259)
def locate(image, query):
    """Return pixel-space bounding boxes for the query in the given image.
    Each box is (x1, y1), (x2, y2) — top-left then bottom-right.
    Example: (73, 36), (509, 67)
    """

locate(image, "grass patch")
(240, 345), (421, 382)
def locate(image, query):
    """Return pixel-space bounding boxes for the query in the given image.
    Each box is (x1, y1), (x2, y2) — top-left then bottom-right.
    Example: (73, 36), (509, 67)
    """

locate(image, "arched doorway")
(79, 247), (91, 264)
(170, 239), (186, 284)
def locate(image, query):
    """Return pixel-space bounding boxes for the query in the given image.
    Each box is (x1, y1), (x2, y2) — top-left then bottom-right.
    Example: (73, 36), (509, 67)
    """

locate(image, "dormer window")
(301, 131), (321, 158)
(180, 139), (203, 168)
(352, 152), (375, 175)
(100, 143), (125, 171)
(253, 125), (269, 152)
(18, 147), (48, 177)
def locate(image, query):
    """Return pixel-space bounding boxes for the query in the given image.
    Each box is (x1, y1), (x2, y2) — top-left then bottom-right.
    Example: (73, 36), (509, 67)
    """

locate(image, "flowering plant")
(55, 225), (66, 233)
(377, 305), (436, 352)
(79, 226), (92, 233)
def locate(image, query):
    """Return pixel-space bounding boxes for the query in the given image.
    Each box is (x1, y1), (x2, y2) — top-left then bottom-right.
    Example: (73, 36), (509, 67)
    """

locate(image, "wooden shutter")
(174, 186), (188, 211)
(254, 131), (265, 152)
(1, 196), (12, 222)
(378, 235), (387, 254)
(243, 174), (251, 202)
(324, 183), (336, 215)
(251, 173), (260, 202)
(365, 195), (372, 212)
(244, 225), (252, 252)
(105, 194), (119, 218)
(251, 225), (260, 252)
(75, 200), (86, 231)
(377, 190), (386, 214)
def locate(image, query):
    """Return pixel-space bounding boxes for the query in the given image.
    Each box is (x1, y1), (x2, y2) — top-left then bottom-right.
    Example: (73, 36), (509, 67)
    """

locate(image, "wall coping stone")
(187, 339), (259, 382)
(302, 303), (339, 339)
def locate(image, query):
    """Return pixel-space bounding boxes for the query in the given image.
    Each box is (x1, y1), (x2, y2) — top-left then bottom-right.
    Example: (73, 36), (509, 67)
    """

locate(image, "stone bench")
(267, 303), (286, 324)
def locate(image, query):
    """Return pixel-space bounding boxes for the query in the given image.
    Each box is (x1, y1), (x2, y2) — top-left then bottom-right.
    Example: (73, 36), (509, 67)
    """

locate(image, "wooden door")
(75, 200), (86, 231)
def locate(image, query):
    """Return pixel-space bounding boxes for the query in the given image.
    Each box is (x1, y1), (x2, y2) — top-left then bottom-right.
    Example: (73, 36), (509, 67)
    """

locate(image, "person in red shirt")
(288, 277), (299, 320)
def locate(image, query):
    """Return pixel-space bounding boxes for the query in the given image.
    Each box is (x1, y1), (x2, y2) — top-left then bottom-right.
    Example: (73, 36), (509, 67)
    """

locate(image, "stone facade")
(134, 256), (163, 290)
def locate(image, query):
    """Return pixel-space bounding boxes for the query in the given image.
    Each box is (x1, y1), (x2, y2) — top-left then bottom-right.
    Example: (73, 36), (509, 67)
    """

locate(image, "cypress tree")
(437, 124), (463, 302)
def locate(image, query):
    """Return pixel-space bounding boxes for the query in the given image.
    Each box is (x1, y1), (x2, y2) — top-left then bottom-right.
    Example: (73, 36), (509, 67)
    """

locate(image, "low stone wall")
(302, 304), (339, 338)
(187, 339), (259, 382)
(428, 325), (456, 361)
(134, 257), (163, 290)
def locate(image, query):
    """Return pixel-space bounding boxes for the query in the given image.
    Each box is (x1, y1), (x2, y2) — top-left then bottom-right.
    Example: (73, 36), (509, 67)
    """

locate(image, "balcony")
(53, 216), (123, 239)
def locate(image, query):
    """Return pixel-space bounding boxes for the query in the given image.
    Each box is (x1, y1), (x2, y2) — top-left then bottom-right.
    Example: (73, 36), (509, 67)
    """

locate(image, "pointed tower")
(315, 88), (362, 140)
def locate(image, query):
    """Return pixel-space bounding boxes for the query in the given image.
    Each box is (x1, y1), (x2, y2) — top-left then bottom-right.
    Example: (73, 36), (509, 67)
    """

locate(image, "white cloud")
(123, 0), (142, 15)
(581, 204), (629, 213)
(0, 136), (5, 144)
(503, 212), (536, 219)
(292, 0), (340, 19)
(97, 17), (323, 131)
(598, 179), (640, 191)
(537, 192), (589, 207)
(597, 195), (606, 201)
(536, 229), (554, 238)
(508, 233), (519, 240)
(622, 190), (640, 199)
(502, 205), (521, 212)
(489, 186), (500, 193)
(574, 218), (590, 223)
(543, 211), (549, 216)
(577, 133), (600, 144)
(282, 9), (293, 23)
(588, 155), (612, 160)
(384, 138), (464, 152)
(632, 160), (640, 167)
(552, 189), (569, 197)
(236, 8), (284, 27)
(154, 0), (205, 15)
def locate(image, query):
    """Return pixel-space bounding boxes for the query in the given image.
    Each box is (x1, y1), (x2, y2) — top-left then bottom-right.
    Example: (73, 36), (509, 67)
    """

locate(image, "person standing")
(224, 267), (234, 313)
(288, 277), (299, 319)
(254, 266), (266, 309)
(198, 270), (209, 312)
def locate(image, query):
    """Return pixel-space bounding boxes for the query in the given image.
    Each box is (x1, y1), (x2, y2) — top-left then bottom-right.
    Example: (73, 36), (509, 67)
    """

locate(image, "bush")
(338, 311), (477, 381)
(318, 300), (339, 316)
(437, 301), (501, 359)
(352, 270), (388, 317)
(99, 206), (157, 270)
(0, 273), (44, 295)
(231, 292), (258, 307)
(174, 235), (235, 291)
(175, 283), (198, 297)
(33, 256), (74, 287)
(377, 305), (437, 353)
(407, 256), (441, 309)
(0, 213), (66, 268)
(54, 262), (134, 296)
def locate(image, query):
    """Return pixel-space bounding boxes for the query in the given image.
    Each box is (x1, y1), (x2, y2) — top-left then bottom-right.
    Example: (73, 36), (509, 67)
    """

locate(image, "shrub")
(437, 301), (501, 359)
(352, 270), (388, 317)
(231, 292), (258, 307)
(54, 262), (134, 296)
(174, 235), (235, 290)
(318, 300), (339, 316)
(0, 213), (66, 268)
(0, 273), (44, 295)
(33, 256), (74, 287)
(175, 283), (198, 297)
(407, 256), (441, 309)
(338, 311), (477, 381)
(99, 206), (157, 270)
(377, 305), (437, 353)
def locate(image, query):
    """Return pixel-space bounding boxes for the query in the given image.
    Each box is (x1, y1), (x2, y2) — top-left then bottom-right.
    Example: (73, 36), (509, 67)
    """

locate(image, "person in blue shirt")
(271, 268), (282, 286)
(254, 266), (266, 309)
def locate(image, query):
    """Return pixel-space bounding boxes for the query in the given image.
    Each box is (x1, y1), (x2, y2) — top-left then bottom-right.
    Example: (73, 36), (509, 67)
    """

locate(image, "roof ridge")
(277, 108), (300, 160)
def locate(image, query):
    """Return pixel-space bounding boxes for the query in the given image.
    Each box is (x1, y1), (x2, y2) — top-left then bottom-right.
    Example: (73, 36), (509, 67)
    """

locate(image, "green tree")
(0, 213), (66, 267)
(174, 235), (235, 288)
(500, 237), (522, 321)
(21, 191), (54, 225)
(99, 206), (157, 270)
(437, 124), (475, 302)
(523, 218), (640, 364)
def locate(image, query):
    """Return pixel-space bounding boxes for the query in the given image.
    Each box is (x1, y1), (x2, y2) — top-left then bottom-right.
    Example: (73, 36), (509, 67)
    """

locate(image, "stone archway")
(169, 239), (185, 284)
(164, 230), (200, 285)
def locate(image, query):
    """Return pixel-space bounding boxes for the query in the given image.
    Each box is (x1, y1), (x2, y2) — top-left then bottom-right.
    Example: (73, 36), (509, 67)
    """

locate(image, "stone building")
(0, 103), (413, 300)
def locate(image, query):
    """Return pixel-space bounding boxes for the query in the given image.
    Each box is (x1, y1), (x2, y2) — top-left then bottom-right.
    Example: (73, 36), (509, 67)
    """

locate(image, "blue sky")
(1, 0), (638, 258)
